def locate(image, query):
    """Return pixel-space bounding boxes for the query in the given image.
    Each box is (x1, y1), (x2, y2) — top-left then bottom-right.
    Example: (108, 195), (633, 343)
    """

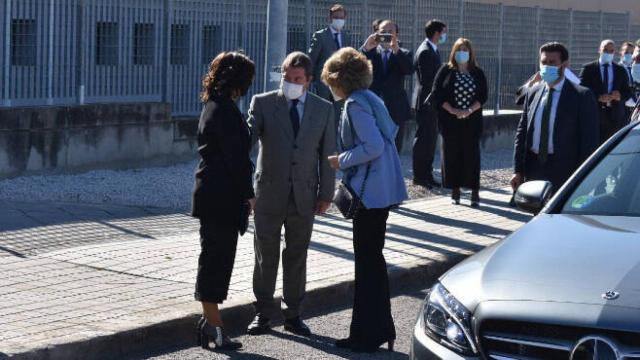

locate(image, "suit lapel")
(528, 85), (545, 129)
(273, 91), (294, 140)
(298, 95), (316, 140)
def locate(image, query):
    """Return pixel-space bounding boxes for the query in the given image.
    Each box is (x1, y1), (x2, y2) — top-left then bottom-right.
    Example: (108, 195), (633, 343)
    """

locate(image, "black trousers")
(194, 219), (239, 303)
(348, 207), (395, 345)
(524, 151), (566, 194)
(395, 120), (406, 155)
(440, 115), (481, 190)
(412, 107), (439, 181)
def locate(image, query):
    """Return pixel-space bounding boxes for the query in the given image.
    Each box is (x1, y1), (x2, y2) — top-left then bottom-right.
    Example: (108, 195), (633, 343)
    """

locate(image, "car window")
(562, 129), (640, 217)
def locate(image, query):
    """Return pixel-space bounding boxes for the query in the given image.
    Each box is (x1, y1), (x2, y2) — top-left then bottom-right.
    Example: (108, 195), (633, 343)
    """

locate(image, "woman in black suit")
(192, 51), (255, 350)
(430, 38), (488, 206)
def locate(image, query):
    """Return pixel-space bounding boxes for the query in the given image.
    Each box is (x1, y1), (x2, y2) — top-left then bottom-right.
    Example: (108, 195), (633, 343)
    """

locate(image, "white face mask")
(329, 87), (343, 101)
(331, 19), (345, 31)
(281, 79), (305, 100)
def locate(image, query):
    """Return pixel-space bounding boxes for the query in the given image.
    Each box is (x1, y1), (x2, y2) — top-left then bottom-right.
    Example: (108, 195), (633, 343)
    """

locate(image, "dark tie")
(290, 99), (300, 137)
(603, 63), (610, 94)
(382, 50), (390, 74)
(539, 87), (555, 164)
(334, 33), (341, 49)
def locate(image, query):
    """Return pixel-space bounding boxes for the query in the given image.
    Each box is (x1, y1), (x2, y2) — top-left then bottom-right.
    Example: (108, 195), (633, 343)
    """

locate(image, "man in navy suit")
(360, 19), (413, 153)
(580, 39), (631, 144)
(512, 42), (599, 194)
(412, 19), (447, 189)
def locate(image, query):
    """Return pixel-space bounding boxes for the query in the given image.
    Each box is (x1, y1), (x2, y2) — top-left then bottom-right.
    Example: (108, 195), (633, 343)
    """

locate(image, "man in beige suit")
(246, 52), (336, 336)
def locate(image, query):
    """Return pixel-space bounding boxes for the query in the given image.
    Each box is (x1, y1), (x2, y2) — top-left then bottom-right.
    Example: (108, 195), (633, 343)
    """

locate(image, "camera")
(375, 33), (392, 44)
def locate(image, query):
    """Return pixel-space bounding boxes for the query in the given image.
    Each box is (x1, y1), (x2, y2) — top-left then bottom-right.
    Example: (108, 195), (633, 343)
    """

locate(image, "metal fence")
(1, 0), (638, 115)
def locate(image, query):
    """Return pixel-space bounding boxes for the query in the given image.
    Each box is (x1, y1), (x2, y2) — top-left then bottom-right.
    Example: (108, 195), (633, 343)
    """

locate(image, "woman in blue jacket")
(322, 47), (408, 353)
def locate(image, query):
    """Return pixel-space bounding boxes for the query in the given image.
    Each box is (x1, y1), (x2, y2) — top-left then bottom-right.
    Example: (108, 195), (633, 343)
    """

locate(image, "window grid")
(133, 23), (155, 65)
(96, 22), (119, 66)
(170, 24), (190, 65)
(11, 19), (37, 66)
(201, 25), (220, 65)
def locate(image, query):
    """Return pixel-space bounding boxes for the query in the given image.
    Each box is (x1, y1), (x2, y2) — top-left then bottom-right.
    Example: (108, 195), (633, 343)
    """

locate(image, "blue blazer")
(337, 94), (408, 209)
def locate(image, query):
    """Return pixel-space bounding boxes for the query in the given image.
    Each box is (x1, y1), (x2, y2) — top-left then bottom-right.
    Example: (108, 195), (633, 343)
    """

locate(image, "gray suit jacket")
(308, 27), (350, 101)
(248, 90), (336, 216)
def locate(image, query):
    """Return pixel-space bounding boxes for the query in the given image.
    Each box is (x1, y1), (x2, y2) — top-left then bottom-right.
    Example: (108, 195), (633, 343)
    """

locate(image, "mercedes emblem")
(602, 291), (620, 300)
(570, 336), (619, 360)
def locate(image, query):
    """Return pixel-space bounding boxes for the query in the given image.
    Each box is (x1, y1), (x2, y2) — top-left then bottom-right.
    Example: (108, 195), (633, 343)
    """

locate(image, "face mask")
(329, 87), (343, 101)
(281, 80), (305, 100)
(632, 63), (640, 83)
(623, 54), (633, 65)
(455, 51), (469, 64)
(600, 53), (614, 64)
(540, 65), (561, 84)
(331, 19), (345, 31)
(438, 33), (447, 44)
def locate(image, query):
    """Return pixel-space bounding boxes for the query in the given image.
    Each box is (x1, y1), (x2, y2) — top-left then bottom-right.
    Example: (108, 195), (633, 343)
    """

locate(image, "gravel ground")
(0, 150), (513, 210)
(130, 286), (431, 360)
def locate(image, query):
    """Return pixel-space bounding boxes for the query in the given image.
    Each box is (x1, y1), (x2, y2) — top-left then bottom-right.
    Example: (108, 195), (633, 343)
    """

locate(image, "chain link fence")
(1, 0), (637, 115)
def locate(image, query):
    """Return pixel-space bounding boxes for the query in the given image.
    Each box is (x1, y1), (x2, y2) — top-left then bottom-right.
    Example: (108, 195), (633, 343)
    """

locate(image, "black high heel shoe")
(451, 188), (461, 205)
(198, 318), (242, 351)
(471, 190), (480, 208)
(350, 339), (395, 353)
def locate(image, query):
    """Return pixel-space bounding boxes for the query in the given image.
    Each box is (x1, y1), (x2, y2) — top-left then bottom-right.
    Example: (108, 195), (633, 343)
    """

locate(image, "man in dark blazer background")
(308, 3), (349, 102)
(360, 19), (413, 153)
(512, 42), (599, 194)
(579, 39), (631, 144)
(412, 19), (447, 189)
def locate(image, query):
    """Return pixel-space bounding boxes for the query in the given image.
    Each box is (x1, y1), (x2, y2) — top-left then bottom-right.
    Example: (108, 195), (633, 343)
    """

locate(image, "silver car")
(411, 121), (640, 360)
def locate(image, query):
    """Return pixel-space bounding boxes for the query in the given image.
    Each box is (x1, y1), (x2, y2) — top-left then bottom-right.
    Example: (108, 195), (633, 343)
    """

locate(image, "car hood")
(441, 214), (640, 311)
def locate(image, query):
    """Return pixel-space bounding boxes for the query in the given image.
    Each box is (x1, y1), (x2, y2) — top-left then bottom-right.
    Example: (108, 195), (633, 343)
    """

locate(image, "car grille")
(479, 320), (640, 360)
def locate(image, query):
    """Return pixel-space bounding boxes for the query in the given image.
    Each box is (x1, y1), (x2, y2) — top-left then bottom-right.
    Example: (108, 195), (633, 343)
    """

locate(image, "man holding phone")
(360, 19), (413, 153)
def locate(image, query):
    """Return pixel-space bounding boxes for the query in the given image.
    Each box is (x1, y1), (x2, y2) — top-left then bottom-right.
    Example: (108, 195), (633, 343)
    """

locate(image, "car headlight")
(421, 282), (477, 355)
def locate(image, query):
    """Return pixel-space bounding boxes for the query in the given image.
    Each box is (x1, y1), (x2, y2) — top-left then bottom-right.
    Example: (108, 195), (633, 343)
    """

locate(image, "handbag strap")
(342, 110), (372, 201)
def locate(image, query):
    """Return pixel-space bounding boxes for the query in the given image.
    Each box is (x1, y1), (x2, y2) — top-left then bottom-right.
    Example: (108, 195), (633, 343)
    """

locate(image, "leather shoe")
(284, 317), (311, 336)
(247, 314), (271, 335)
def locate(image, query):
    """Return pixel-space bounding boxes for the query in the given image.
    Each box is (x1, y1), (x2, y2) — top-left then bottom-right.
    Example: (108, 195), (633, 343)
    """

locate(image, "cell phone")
(375, 33), (392, 44)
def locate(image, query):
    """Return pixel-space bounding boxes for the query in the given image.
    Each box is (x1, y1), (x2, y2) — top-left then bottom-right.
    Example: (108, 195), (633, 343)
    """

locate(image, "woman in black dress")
(430, 38), (488, 206)
(192, 51), (255, 350)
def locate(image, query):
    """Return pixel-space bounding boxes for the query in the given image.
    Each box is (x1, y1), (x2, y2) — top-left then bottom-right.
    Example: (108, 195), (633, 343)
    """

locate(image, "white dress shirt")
(288, 91), (307, 123)
(531, 78), (565, 154)
(329, 27), (343, 48)
(599, 59), (614, 93)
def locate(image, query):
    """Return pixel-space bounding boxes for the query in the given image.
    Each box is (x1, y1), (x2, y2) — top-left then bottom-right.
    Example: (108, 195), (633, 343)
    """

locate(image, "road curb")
(7, 253), (468, 360)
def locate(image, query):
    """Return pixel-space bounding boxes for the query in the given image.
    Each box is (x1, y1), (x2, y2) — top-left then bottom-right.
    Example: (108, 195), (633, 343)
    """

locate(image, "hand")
(364, 33), (379, 51)
(527, 72), (541, 87)
(390, 34), (400, 54)
(328, 155), (340, 170)
(510, 173), (523, 192)
(610, 90), (621, 102)
(248, 198), (256, 215)
(315, 200), (331, 215)
(598, 94), (612, 103)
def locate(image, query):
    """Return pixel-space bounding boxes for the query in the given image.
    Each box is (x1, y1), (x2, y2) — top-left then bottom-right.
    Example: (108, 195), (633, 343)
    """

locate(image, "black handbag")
(333, 111), (373, 219)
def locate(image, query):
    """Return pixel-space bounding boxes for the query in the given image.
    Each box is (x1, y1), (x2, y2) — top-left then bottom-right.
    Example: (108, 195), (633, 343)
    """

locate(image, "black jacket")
(191, 95), (255, 224)
(413, 39), (442, 112)
(430, 65), (488, 136)
(361, 46), (414, 124)
(579, 60), (631, 124)
(514, 80), (599, 180)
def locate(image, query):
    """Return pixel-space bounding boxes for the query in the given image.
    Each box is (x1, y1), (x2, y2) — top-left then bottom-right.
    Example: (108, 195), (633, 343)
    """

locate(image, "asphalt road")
(134, 286), (430, 360)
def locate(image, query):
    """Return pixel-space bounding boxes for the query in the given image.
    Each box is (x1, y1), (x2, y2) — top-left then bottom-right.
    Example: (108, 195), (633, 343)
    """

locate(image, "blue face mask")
(455, 51), (469, 64)
(438, 33), (447, 44)
(632, 64), (640, 83)
(623, 54), (633, 65)
(600, 53), (614, 64)
(540, 65), (561, 84)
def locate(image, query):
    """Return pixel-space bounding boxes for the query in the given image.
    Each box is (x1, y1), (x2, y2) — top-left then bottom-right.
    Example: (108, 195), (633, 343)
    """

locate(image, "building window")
(171, 24), (190, 65)
(96, 22), (119, 65)
(133, 23), (155, 65)
(11, 19), (37, 66)
(202, 25), (221, 64)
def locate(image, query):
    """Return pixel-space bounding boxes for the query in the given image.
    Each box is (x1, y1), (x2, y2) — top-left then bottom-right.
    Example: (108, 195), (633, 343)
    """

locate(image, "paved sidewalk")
(0, 188), (530, 359)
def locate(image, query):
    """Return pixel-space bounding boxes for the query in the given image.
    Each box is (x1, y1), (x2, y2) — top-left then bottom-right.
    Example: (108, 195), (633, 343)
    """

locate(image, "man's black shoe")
(284, 317), (311, 336)
(247, 314), (271, 335)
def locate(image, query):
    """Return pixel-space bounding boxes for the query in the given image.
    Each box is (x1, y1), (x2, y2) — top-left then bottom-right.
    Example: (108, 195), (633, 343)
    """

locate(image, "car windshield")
(562, 125), (640, 217)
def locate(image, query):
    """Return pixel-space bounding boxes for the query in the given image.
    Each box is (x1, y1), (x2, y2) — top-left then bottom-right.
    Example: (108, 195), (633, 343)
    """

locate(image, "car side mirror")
(515, 181), (553, 214)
